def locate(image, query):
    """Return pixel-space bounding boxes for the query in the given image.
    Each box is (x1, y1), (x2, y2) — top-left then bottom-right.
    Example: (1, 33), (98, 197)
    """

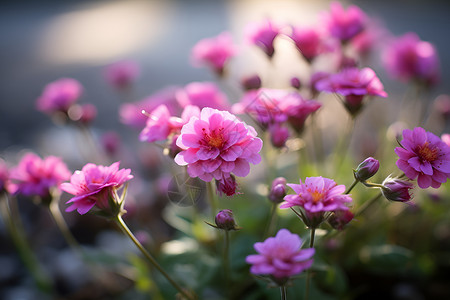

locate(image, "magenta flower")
(9, 153), (71, 198)
(176, 82), (230, 111)
(233, 89), (319, 133)
(61, 162), (133, 215)
(119, 86), (180, 129)
(316, 67), (387, 115)
(321, 1), (367, 42)
(246, 228), (314, 283)
(281, 176), (352, 212)
(191, 31), (238, 76)
(245, 19), (282, 58)
(139, 105), (200, 143)
(287, 26), (328, 62)
(269, 123), (289, 148)
(104, 60), (139, 89)
(215, 174), (239, 197)
(174, 107), (262, 183)
(36, 78), (83, 115)
(395, 127), (450, 189)
(382, 32), (440, 86)
(280, 177), (352, 227)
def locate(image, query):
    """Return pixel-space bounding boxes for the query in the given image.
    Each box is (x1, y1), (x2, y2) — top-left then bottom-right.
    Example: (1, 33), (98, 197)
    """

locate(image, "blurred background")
(1, 0), (450, 299)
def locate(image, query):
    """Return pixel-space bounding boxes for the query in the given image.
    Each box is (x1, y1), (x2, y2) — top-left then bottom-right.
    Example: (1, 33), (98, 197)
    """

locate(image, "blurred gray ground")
(0, 0), (449, 152)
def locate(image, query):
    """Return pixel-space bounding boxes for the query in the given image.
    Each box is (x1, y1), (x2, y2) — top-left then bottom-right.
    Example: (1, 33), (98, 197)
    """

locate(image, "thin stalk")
(115, 214), (195, 300)
(345, 179), (358, 194)
(207, 182), (218, 219)
(48, 198), (83, 256)
(224, 230), (230, 292)
(0, 193), (52, 293)
(355, 192), (383, 218)
(305, 227), (316, 300)
(280, 285), (287, 300)
(264, 203), (278, 238)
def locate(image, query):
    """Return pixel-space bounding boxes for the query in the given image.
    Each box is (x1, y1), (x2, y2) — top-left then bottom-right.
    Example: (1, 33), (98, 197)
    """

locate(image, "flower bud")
(290, 77), (301, 90)
(215, 209), (238, 231)
(269, 123), (289, 148)
(269, 177), (287, 203)
(381, 177), (413, 203)
(215, 175), (238, 197)
(354, 157), (379, 182)
(241, 74), (262, 91)
(327, 210), (354, 230)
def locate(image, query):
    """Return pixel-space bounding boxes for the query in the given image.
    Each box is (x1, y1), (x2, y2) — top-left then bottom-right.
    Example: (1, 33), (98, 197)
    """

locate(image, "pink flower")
(269, 123), (289, 148)
(316, 67), (387, 115)
(104, 60), (139, 89)
(36, 78), (83, 114)
(382, 32), (440, 86)
(174, 107), (262, 183)
(61, 162), (133, 215)
(191, 32), (238, 76)
(67, 103), (97, 124)
(246, 228), (314, 283)
(287, 26), (328, 62)
(176, 82), (229, 111)
(321, 1), (367, 42)
(381, 177), (414, 203)
(286, 97), (321, 134)
(9, 153), (71, 198)
(245, 19), (282, 58)
(139, 105), (200, 143)
(281, 176), (352, 213)
(119, 86), (180, 128)
(395, 127), (450, 189)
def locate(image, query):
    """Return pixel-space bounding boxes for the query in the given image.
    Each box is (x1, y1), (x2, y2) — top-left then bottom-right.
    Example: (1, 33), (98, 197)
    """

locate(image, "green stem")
(264, 203), (278, 238)
(207, 182), (218, 219)
(305, 227), (316, 300)
(224, 230), (230, 292)
(115, 214), (195, 300)
(355, 192), (383, 218)
(0, 193), (52, 293)
(280, 285), (287, 300)
(345, 179), (358, 194)
(48, 195), (83, 255)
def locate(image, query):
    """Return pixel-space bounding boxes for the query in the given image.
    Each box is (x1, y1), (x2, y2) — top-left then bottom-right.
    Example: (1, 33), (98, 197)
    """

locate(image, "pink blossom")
(9, 153), (71, 198)
(191, 31), (238, 76)
(68, 103), (97, 124)
(36, 78), (83, 114)
(286, 97), (321, 134)
(174, 107), (262, 183)
(382, 32), (440, 86)
(104, 60), (139, 89)
(395, 127), (450, 189)
(119, 86), (180, 128)
(316, 67), (387, 115)
(287, 26), (328, 62)
(246, 228), (315, 282)
(350, 20), (386, 57)
(269, 123), (289, 148)
(321, 1), (367, 42)
(280, 177), (352, 227)
(176, 82), (230, 111)
(245, 19), (282, 58)
(139, 105), (200, 143)
(61, 162), (133, 215)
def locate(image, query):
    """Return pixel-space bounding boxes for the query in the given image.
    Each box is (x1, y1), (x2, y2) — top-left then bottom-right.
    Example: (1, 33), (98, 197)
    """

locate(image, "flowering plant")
(1, 1), (450, 300)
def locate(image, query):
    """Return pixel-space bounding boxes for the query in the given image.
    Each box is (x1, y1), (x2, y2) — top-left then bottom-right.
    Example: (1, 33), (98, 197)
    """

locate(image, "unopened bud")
(290, 77), (301, 90)
(328, 210), (354, 230)
(269, 177), (287, 203)
(354, 157), (379, 182)
(241, 74), (262, 91)
(215, 209), (238, 231)
(381, 177), (413, 203)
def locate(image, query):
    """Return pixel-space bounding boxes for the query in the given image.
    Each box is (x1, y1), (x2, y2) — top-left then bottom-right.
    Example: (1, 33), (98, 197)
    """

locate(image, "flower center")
(308, 189), (324, 203)
(204, 128), (225, 148)
(418, 142), (438, 162)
